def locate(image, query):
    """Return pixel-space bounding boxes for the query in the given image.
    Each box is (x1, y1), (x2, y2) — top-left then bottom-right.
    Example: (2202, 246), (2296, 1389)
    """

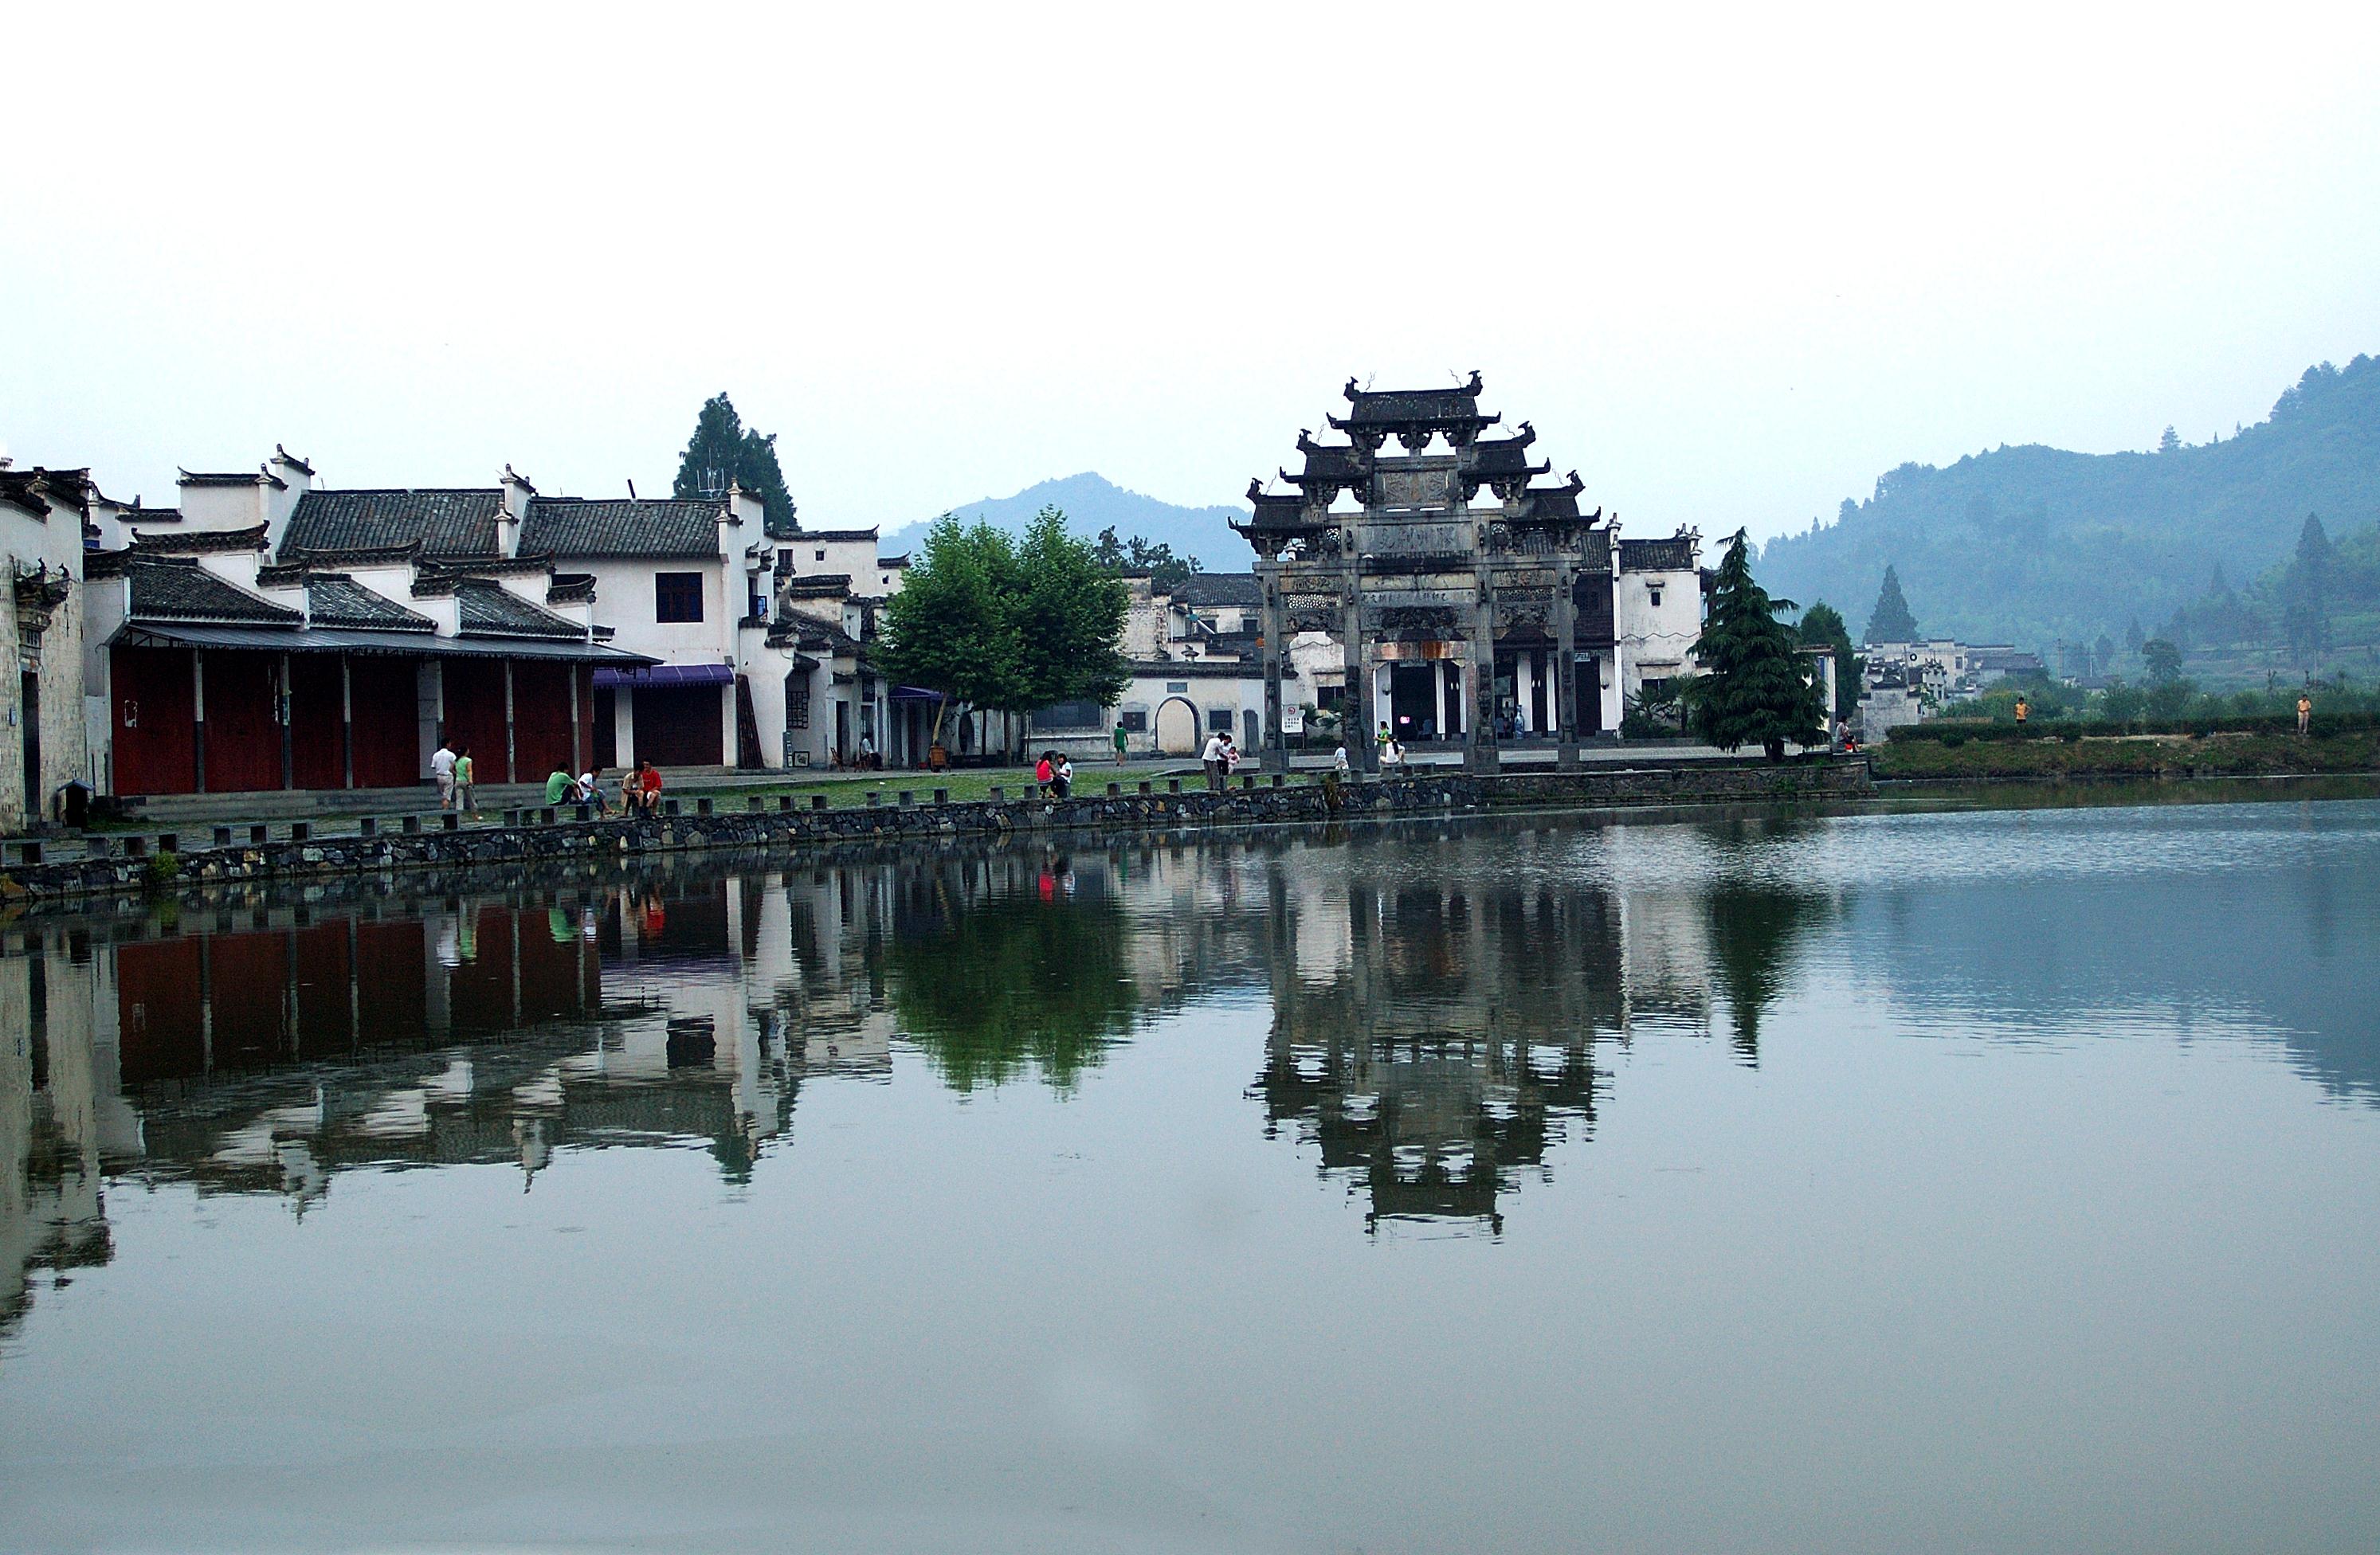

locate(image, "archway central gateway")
(1233, 374), (1618, 774)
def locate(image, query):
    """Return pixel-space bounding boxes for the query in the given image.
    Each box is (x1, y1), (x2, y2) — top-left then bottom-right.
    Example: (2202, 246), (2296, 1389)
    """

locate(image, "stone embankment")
(0, 759), (1872, 906)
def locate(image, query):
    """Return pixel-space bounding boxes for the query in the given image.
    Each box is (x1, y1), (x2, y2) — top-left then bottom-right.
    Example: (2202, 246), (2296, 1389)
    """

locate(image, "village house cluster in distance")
(1, 375), (1845, 831)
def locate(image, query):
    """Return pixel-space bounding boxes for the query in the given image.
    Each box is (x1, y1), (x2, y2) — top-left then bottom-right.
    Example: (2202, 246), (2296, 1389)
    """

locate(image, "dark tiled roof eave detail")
(779, 574), (854, 599)
(133, 523), (269, 554)
(126, 558), (304, 625)
(1618, 538), (1697, 571)
(307, 576), (438, 633)
(283, 489), (504, 559)
(453, 581), (586, 639)
(1170, 572), (1261, 607)
(519, 496), (722, 558)
(791, 529), (880, 542)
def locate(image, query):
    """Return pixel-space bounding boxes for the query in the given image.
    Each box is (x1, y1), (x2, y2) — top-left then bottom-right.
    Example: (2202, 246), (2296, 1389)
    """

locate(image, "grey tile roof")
(520, 496), (722, 558)
(134, 522), (269, 554)
(127, 558), (303, 625)
(281, 489), (504, 559)
(453, 579), (585, 639)
(1170, 571), (1261, 607)
(780, 574), (853, 599)
(1618, 537), (1697, 571)
(307, 575), (436, 632)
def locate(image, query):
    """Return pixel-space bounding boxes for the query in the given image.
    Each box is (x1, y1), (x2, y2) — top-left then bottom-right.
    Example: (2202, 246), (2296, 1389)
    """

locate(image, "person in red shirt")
(635, 759), (665, 814)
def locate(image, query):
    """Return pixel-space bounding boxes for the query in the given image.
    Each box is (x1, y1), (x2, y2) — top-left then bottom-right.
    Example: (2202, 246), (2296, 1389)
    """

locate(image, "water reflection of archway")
(1252, 864), (1627, 1235)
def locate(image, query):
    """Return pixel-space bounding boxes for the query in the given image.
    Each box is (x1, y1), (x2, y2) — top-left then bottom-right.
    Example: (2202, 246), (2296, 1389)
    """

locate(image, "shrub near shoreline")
(1872, 728), (2380, 778)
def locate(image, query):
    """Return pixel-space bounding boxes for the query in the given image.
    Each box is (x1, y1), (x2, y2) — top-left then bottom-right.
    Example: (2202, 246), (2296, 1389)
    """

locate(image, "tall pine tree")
(672, 392), (798, 535)
(1687, 530), (1827, 762)
(1863, 564), (1919, 644)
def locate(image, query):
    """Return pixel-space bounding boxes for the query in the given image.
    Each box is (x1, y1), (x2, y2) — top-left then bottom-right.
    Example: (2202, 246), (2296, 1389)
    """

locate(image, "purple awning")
(890, 684), (948, 701)
(594, 662), (735, 688)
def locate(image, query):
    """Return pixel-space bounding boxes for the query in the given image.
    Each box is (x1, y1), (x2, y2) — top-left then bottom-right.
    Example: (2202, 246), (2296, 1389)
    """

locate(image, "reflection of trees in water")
(1704, 883), (1830, 1064)
(876, 858), (1139, 1093)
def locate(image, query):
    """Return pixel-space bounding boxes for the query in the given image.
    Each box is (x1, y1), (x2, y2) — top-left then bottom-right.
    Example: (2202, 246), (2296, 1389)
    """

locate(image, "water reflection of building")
(0, 864), (932, 1322)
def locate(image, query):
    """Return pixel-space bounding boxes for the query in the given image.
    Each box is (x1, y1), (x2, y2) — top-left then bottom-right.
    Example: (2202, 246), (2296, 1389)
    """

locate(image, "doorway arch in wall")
(1155, 696), (1200, 755)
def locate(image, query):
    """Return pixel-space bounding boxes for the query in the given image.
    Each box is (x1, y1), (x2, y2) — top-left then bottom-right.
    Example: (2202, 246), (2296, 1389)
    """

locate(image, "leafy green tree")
(1092, 527), (1202, 593)
(1863, 564), (1919, 644)
(2159, 425), (2182, 454)
(672, 392), (796, 534)
(872, 515), (1023, 750)
(2093, 632), (2115, 676)
(1795, 601), (1861, 719)
(872, 507), (1128, 759)
(1685, 530), (1828, 762)
(1013, 506), (1131, 716)
(2142, 637), (2183, 685)
(2097, 677), (2146, 725)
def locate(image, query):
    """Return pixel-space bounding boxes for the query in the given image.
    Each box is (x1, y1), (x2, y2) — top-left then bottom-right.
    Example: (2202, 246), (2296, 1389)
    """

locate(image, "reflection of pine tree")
(1704, 885), (1828, 1064)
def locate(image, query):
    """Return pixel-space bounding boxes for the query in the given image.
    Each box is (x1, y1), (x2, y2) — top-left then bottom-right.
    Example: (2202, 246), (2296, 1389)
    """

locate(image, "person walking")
(431, 738), (458, 811)
(1113, 722), (1130, 766)
(2298, 691), (2313, 737)
(1202, 729), (1227, 791)
(453, 746), (477, 817)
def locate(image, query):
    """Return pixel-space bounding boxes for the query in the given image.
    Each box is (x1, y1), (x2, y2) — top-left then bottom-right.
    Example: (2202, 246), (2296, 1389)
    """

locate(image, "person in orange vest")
(2013, 695), (2030, 727)
(2297, 692), (2313, 736)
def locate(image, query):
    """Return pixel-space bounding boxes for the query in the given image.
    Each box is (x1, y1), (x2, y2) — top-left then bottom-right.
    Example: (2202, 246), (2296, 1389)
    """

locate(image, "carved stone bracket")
(12, 564), (70, 649)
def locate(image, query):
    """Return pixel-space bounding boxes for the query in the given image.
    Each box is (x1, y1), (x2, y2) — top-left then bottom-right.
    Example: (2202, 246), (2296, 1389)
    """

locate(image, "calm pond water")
(2, 793), (2377, 1553)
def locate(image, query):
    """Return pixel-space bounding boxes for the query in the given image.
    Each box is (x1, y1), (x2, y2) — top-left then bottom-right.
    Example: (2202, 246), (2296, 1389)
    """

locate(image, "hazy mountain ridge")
(887, 472), (1248, 570)
(1759, 354), (2380, 647)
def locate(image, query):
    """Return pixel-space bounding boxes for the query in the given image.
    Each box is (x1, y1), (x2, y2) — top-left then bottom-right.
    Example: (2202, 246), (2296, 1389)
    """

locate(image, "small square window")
(655, 572), (704, 623)
(1648, 587), (1664, 608)
(814, 549), (826, 562)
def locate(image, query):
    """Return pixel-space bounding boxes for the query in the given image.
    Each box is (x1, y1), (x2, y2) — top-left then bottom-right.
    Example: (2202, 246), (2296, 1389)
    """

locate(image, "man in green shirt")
(544, 766), (574, 805)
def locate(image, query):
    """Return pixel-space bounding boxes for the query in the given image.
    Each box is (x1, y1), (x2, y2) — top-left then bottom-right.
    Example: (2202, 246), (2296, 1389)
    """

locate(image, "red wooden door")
(512, 660), (574, 781)
(202, 651), (284, 793)
(633, 684), (724, 766)
(289, 656), (346, 789)
(442, 659), (511, 781)
(111, 646), (198, 796)
(349, 656), (422, 788)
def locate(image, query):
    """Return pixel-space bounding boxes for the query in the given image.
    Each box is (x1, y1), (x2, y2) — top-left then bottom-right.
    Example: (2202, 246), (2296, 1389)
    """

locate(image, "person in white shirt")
(1201, 731), (1227, 792)
(576, 768), (612, 815)
(1333, 743), (1350, 776)
(429, 741), (458, 810)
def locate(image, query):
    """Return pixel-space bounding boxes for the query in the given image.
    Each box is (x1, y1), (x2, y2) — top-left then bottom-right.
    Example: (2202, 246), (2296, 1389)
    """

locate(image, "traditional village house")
(0, 463), (94, 828)
(82, 450), (649, 797)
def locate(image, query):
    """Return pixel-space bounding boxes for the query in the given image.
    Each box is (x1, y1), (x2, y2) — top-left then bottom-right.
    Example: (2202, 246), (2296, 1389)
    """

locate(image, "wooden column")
(191, 649), (208, 793)
(503, 660), (517, 783)
(340, 656), (355, 789)
(279, 652), (294, 791)
(569, 665), (582, 774)
(1555, 556), (1579, 769)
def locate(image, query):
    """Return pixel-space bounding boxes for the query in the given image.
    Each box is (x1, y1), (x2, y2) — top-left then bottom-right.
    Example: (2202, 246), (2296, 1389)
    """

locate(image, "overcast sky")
(7, 5), (2377, 545)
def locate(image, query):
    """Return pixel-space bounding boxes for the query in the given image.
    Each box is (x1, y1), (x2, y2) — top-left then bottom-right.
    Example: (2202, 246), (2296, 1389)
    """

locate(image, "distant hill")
(1759, 354), (2380, 651)
(886, 472), (1249, 570)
